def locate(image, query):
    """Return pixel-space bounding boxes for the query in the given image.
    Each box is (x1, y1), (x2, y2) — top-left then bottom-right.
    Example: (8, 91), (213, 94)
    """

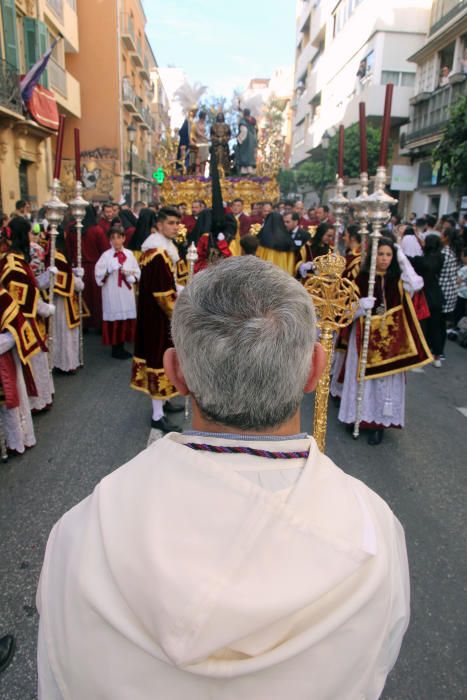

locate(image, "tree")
(294, 122), (387, 192)
(433, 95), (467, 195)
(277, 169), (297, 197)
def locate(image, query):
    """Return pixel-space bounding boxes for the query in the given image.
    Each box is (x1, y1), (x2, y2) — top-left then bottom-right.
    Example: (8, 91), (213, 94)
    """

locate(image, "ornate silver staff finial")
(69, 181), (88, 366)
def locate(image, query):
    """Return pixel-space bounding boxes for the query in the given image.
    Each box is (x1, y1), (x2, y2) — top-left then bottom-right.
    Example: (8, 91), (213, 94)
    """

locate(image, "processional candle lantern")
(351, 102), (370, 257)
(353, 83), (398, 439)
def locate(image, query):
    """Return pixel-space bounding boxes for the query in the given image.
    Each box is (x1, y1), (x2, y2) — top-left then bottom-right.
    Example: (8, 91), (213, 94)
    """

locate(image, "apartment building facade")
(291, 0), (431, 203)
(57, 0), (157, 203)
(0, 0), (81, 212)
(401, 0), (467, 217)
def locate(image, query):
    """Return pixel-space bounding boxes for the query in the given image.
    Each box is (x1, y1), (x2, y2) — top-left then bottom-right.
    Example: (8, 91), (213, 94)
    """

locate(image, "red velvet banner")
(27, 85), (59, 131)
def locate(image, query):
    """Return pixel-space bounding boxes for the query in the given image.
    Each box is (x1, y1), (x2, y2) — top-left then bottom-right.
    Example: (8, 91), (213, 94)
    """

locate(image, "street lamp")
(320, 129), (331, 204)
(127, 122), (137, 207)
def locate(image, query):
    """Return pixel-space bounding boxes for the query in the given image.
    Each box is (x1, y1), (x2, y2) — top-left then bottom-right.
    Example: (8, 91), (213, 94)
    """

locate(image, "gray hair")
(172, 256), (317, 430)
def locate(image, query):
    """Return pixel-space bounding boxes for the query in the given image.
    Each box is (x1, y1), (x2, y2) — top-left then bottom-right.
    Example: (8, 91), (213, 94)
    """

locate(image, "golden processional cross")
(305, 253), (359, 452)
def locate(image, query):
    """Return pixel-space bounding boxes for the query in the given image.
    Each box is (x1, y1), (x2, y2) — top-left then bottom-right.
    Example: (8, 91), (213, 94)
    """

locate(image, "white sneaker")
(432, 359), (442, 368)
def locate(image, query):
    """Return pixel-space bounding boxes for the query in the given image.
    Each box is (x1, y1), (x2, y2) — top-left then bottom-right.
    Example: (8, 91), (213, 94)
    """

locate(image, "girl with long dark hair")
(338, 237), (432, 445)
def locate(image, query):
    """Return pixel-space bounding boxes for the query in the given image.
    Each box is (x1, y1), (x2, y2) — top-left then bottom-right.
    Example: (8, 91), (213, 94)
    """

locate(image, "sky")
(144, 0), (296, 96)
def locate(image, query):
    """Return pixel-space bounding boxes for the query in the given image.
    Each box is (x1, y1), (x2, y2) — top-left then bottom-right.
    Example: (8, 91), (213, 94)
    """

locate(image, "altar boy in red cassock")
(131, 207), (184, 432)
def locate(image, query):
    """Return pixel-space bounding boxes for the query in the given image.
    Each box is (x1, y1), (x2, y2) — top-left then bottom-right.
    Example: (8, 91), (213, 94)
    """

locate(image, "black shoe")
(151, 416), (181, 433)
(111, 347), (132, 360)
(0, 635), (15, 675)
(164, 399), (184, 413)
(367, 429), (384, 446)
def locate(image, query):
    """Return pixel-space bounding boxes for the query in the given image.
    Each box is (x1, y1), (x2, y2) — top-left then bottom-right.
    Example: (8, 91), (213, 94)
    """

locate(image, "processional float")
(305, 83), (398, 451)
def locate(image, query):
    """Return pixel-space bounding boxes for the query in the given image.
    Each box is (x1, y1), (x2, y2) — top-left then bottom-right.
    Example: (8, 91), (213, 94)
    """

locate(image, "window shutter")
(1, 0), (19, 69)
(38, 21), (49, 87)
(23, 16), (38, 71)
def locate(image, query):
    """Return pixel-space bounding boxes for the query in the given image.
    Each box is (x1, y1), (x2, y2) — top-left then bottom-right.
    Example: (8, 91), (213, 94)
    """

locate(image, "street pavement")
(0, 332), (466, 699)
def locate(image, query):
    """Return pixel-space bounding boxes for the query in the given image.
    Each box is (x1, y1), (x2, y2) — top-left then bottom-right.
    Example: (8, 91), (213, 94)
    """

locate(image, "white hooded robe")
(37, 433), (409, 700)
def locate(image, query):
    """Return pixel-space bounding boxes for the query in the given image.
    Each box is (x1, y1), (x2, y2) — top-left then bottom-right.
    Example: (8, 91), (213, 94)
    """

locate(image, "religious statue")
(190, 110), (210, 176)
(176, 107), (196, 172)
(235, 108), (258, 175)
(173, 80), (207, 173)
(210, 112), (231, 175)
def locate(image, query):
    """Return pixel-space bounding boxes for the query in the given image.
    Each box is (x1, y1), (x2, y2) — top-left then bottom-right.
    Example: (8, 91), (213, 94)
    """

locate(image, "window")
(381, 71), (416, 86)
(23, 18), (49, 87)
(333, 0), (364, 37)
(1, 0), (19, 69)
(382, 71), (400, 85)
(365, 50), (375, 75)
(401, 72), (416, 87)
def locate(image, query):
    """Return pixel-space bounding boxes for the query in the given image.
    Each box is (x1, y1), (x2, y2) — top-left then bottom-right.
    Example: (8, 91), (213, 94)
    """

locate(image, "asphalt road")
(0, 333), (466, 699)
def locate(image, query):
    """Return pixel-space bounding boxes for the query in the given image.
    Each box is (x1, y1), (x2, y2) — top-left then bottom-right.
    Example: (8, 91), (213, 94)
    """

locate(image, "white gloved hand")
(125, 275), (136, 285)
(47, 303), (56, 317)
(359, 296), (376, 311)
(176, 284), (185, 294)
(48, 265), (59, 275)
(108, 258), (121, 273)
(299, 261), (313, 279)
(217, 233), (225, 241)
(73, 267), (84, 278)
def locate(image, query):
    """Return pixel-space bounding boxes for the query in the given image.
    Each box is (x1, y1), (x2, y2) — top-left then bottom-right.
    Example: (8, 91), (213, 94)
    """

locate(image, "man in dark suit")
(283, 212), (311, 249)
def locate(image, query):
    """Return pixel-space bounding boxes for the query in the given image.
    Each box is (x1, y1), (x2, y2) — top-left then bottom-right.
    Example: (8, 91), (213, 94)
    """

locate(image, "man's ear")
(163, 348), (189, 396)
(303, 343), (327, 393)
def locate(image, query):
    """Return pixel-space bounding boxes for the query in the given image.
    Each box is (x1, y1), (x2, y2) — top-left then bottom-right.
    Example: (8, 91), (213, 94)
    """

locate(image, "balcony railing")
(46, 0), (64, 22)
(0, 58), (22, 116)
(128, 155), (151, 179)
(48, 57), (67, 97)
(429, 0), (466, 35)
(140, 105), (155, 131)
(121, 14), (136, 51)
(406, 78), (467, 142)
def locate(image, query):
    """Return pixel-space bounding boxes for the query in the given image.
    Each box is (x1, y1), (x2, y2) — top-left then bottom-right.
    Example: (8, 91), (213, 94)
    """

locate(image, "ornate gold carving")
(160, 176), (279, 213)
(304, 253), (359, 452)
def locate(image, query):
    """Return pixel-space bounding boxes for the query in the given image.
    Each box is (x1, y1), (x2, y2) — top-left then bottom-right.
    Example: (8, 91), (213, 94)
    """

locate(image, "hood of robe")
(38, 433), (407, 696)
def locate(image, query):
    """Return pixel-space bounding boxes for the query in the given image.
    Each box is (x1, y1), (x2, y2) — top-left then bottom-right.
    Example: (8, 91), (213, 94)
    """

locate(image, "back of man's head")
(426, 214), (436, 229)
(172, 257), (316, 430)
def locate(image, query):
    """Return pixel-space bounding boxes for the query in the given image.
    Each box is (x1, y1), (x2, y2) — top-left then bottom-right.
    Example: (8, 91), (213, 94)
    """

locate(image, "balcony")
(46, 0), (63, 22)
(0, 59), (22, 117)
(48, 57), (67, 96)
(429, 0), (467, 36)
(122, 80), (137, 112)
(51, 66), (81, 117)
(140, 56), (151, 81)
(44, 0), (78, 52)
(406, 78), (467, 144)
(131, 37), (144, 68)
(121, 14), (137, 52)
(140, 106), (155, 131)
(127, 155), (151, 180)
(133, 96), (144, 122)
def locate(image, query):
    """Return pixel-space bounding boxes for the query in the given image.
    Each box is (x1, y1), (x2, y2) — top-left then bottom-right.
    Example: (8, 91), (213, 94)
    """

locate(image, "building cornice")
(408, 13), (467, 64)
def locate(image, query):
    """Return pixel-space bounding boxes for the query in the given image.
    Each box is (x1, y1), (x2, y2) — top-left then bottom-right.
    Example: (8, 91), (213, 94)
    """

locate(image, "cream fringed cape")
(37, 433), (409, 700)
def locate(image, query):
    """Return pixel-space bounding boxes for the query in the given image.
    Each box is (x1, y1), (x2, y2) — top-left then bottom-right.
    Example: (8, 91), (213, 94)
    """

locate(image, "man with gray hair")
(37, 257), (410, 700)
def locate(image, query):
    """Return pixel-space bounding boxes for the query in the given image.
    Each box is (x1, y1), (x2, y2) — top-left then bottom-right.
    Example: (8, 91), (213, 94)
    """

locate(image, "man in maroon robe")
(231, 198), (251, 237)
(131, 207), (184, 432)
(66, 204), (110, 331)
(181, 199), (204, 237)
